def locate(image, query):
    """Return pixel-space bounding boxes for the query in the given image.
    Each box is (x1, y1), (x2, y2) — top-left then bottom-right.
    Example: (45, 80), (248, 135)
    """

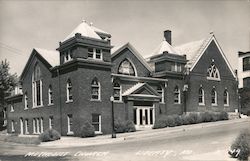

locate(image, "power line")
(0, 42), (26, 56)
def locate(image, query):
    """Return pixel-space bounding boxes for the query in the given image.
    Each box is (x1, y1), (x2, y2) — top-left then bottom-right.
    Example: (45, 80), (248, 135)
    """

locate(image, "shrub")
(80, 121), (95, 138)
(124, 120), (136, 132)
(39, 129), (61, 142)
(229, 129), (250, 161)
(172, 114), (183, 126)
(153, 115), (167, 129)
(188, 113), (201, 124)
(219, 111), (228, 120)
(114, 119), (126, 133)
(201, 112), (213, 122)
(165, 115), (176, 127)
(181, 114), (190, 125)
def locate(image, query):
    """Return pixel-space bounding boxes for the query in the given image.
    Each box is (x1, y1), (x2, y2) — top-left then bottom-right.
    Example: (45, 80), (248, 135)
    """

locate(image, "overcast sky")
(0, 0), (249, 75)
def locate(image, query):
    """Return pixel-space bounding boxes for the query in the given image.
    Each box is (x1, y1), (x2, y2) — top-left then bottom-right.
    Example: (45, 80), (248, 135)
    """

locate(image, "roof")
(111, 42), (153, 72)
(34, 48), (60, 67)
(175, 33), (236, 78)
(63, 20), (103, 41)
(122, 82), (160, 97)
(91, 25), (111, 37)
(175, 35), (211, 69)
(122, 83), (145, 96)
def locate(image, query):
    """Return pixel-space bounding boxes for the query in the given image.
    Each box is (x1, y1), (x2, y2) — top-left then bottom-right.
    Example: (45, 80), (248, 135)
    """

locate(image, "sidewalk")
(39, 117), (250, 148)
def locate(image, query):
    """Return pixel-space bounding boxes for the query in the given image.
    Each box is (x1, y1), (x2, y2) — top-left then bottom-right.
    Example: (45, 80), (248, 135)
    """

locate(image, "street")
(0, 119), (249, 161)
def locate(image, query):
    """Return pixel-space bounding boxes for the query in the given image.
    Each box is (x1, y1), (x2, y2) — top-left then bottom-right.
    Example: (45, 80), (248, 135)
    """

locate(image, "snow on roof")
(175, 34), (212, 68)
(122, 83), (145, 96)
(147, 40), (179, 59)
(34, 48), (60, 67)
(63, 20), (102, 42)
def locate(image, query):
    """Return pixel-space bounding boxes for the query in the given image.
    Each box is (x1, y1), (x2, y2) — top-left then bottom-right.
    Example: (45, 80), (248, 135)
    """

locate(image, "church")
(6, 21), (238, 136)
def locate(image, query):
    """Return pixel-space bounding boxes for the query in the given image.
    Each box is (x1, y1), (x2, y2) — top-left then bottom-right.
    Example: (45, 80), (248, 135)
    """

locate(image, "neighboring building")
(238, 51), (250, 115)
(5, 21), (238, 136)
(238, 51), (250, 89)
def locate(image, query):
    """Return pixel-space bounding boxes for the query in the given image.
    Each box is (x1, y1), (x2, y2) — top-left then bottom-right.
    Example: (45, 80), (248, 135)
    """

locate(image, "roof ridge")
(122, 82), (145, 96)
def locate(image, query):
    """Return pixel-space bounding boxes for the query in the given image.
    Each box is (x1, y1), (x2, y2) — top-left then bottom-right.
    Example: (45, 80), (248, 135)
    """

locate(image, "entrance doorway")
(134, 106), (155, 129)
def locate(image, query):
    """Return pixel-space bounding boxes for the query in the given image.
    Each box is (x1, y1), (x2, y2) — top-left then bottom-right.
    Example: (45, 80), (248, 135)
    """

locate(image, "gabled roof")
(20, 48), (60, 81)
(175, 33), (236, 78)
(111, 42), (153, 72)
(63, 20), (102, 42)
(122, 82), (160, 97)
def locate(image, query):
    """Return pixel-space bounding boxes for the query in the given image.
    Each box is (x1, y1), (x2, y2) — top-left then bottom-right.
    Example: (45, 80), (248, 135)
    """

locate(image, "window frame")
(10, 102), (14, 112)
(92, 114), (101, 134)
(49, 116), (54, 129)
(174, 86), (181, 104)
(32, 64), (43, 108)
(24, 119), (29, 134)
(66, 79), (73, 103)
(11, 120), (15, 132)
(118, 59), (137, 76)
(67, 114), (74, 135)
(207, 62), (220, 81)
(224, 89), (229, 106)
(48, 85), (54, 105)
(157, 85), (165, 104)
(198, 87), (205, 105)
(91, 79), (101, 101)
(243, 57), (250, 71)
(87, 48), (103, 60)
(24, 93), (28, 110)
(113, 82), (122, 102)
(211, 88), (217, 106)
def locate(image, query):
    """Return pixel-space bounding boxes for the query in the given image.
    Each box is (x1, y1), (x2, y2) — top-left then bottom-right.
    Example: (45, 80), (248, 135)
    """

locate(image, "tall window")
(48, 85), (53, 105)
(211, 88), (217, 106)
(157, 85), (164, 103)
(49, 116), (54, 129)
(207, 62), (220, 81)
(24, 93), (28, 110)
(66, 79), (73, 102)
(36, 118), (40, 134)
(174, 86), (180, 104)
(11, 120), (15, 132)
(92, 114), (101, 133)
(88, 48), (102, 60)
(33, 118), (36, 134)
(40, 118), (44, 133)
(91, 78), (100, 100)
(243, 57), (250, 71)
(25, 119), (29, 134)
(224, 90), (229, 106)
(198, 87), (205, 105)
(171, 62), (182, 72)
(113, 82), (121, 101)
(64, 50), (72, 63)
(67, 114), (73, 135)
(10, 102), (14, 112)
(32, 64), (43, 107)
(118, 59), (136, 76)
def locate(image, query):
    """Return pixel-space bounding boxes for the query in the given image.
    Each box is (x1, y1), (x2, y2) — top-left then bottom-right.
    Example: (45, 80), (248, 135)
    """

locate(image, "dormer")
(57, 20), (112, 65)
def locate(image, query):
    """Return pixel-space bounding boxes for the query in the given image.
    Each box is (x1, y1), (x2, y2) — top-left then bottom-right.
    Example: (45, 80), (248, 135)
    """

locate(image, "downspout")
(57, 68), (63, 135)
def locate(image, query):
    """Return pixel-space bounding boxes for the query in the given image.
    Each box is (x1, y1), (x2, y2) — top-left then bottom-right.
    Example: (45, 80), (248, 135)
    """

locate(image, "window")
(49, 116), (54, 129)
(3, 108), (7, 126)
(243, 57), (250, 71)
(91, 78), (100, 100)
(207, 62), (220, 81)
(113, 82), (121, 101)
(66, 79), (73, 102)
(48, 85), (53, 105)
(243, 77), (250, 88)
(24, 93), (28, 110)
(118, 59), (136, 76)
(10, 103), (14, 112)
(171, 62), (182, 72)
(36, 118), (40, 134)
(174, 86), (180, 104)
(40, 118), (44, 133)
(92, 114), (101, 133)
(32, 64), (43, 107)
(11, 120), (15, 132)
(67, 114), (73, 135)
(211, 88), (217, 106)
(88, 48), (102, 60)
(33, 118), (36, 134)
(25, 119), (29, 134)
(198, 87), (205, 105)
(224, 90), (229, 106)
(64, 50), (72, 63)
(157, 85), (164, 103)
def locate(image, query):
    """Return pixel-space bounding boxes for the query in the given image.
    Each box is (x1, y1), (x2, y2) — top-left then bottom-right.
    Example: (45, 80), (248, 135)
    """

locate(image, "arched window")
(66, 79), (73, 102)
(113, 82), (121, 101)
(91, 78), (100, 100)
(211, 88), (217, 106)
(174, 86), (180, 104)
(24, 93), (28, 109)
(32, 64), (43, 107)
(118, 59), (136, 76)
(207, 62), (220, 81)
(224, 89), (229, 106)
(198, 87), (205, 105)
(157, 85), (164, 103)
(48, 85), (53, 105)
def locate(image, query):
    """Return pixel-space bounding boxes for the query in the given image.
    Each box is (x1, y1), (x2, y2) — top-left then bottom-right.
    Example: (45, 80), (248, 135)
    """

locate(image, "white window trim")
(91, 80), (101, 101)
(40, 118), (43, 133)
(88, 48), (103, 60)
(11, 120), (15, 132)
(66, 80), (73, 103)
(48, 86), (54, 105)
(174, 88), (181, 104)
(64, 50), (72, 63)
(10, 103), (14, 112)
(25, 119), (29, 134)
(36, 118), (40, 134)
(114, 85), (122, 102)
(24, 94), (28, 110)
(49, 117), (53, 129)
(67, 115), (74, 135)
(33, 119), (36, 134)
(224, 90), (229, 106)
(198, 88), (205, 106)
(32, 80), (43, 108)
(207, 63), (221, 81)
(211, 90), (218, 106)
(93, 115), (102, 134)
(157, 86), (165, 104)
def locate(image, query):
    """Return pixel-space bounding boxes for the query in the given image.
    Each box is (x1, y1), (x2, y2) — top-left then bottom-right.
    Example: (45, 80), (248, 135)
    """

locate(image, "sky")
(0, 0), (249, 75)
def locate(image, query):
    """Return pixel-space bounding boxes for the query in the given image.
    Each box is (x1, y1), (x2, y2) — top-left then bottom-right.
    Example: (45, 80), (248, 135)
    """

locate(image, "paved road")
(0, 119), (249, 161)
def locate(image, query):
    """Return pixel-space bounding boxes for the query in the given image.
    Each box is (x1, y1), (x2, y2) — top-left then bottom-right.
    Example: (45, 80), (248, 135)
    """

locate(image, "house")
(5, 21), (238, 136)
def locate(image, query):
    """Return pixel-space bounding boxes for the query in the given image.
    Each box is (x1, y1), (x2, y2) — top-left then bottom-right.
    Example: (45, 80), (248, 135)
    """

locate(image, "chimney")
(164, 30), (172, 45)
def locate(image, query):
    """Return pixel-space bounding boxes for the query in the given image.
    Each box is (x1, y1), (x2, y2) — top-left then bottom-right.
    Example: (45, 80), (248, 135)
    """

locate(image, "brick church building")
(6, 21), (238, 136)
